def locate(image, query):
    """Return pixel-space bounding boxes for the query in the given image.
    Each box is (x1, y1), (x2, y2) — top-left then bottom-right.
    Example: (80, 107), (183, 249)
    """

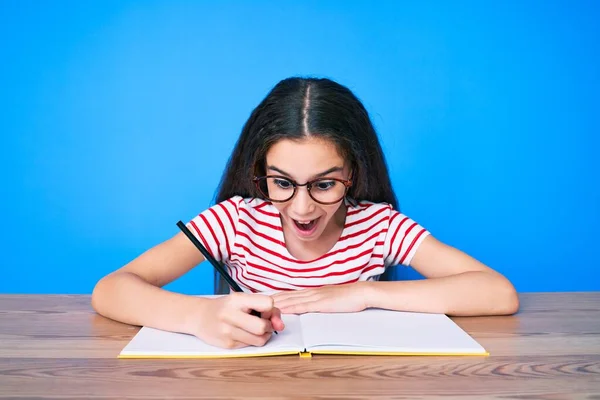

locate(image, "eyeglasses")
(253, 175), (352, 205)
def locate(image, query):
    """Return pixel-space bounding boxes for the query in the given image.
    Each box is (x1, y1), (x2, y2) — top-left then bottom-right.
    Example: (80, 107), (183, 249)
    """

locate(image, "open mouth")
(292, 217), (321, 234)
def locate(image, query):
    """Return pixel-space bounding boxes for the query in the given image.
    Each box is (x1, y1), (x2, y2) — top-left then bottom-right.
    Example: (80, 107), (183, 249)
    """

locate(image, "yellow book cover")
(118, 308), (489, 359)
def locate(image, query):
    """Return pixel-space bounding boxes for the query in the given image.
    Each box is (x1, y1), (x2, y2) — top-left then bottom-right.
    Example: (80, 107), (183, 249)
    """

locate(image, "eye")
(314, 180), (336, 191)
(273, 178), (293, 189)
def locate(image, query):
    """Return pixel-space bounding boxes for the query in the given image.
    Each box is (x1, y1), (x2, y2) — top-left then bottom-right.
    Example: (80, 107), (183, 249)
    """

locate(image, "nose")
(289, 186), (316, 216)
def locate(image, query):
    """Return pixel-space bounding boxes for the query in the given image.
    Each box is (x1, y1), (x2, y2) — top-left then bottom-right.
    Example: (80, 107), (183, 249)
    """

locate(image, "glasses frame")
(252, 175), (353, 205)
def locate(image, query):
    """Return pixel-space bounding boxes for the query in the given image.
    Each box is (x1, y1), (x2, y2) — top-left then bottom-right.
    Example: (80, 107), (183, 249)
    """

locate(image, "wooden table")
(1, 293), (599, 399)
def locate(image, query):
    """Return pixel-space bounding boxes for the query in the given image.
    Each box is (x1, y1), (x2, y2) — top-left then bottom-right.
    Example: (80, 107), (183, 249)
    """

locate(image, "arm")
(365, 235), (519, 316)
(273, 235), (519, 316)
(91, 231), (284, 347)
(91, 231), (210, 334)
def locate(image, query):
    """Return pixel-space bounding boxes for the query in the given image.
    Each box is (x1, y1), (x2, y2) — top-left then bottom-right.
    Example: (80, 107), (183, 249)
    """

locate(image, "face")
(263, 137), (352, 243)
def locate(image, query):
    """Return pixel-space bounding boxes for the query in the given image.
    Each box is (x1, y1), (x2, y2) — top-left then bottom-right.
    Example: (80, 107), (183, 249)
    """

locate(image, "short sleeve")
(186, 196), (241, 263)
(383, 209), (430, 267)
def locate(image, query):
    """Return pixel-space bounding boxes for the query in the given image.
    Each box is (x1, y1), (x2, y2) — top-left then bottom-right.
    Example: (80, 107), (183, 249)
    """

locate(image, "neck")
(285, 202), (347, 261)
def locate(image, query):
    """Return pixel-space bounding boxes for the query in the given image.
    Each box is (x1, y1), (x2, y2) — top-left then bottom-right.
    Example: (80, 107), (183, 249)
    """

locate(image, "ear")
(346, 162), (354, 180)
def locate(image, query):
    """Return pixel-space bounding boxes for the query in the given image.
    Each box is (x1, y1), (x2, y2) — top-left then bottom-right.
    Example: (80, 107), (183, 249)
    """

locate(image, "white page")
(300, 309), (487, 355)
(119, 314), (304, 358)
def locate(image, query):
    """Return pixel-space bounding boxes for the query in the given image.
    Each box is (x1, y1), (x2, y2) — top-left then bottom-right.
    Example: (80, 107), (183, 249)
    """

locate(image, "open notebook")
(118, 308), (488, 358)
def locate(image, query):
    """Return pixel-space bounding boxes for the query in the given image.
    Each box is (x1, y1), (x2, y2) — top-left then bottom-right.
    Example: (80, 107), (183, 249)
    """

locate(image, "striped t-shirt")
(188, 196), (429, 292)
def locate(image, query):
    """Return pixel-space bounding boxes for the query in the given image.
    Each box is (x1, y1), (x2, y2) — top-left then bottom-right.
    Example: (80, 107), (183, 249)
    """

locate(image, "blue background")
(1, 1), (598, 294)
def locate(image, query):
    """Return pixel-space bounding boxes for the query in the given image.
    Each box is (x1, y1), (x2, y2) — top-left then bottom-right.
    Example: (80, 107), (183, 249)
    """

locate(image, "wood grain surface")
(1, 292), (599, 399)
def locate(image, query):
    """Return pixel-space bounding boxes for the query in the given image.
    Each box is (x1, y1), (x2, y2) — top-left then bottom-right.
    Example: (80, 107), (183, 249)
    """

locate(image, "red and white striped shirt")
(188, 196), (429, 293)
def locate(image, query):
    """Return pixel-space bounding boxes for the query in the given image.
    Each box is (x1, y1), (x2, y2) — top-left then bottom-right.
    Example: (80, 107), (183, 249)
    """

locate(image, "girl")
(92, 77), (519, 350)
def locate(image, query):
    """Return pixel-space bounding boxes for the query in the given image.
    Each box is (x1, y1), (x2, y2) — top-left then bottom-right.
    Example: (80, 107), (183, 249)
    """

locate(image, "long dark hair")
(213, 77), (398, 293)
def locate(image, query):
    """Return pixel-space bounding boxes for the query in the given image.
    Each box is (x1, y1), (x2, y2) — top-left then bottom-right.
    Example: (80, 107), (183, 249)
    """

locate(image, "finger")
(271, 291), (291, 301)
(262, 306), (285, 331)
(259, 304), (280, 319)
(274, 295), (317, 311)
(226, 309), (274, 336)
(272, 291), (314, 308)
(231, 327), (272, 347)
(271, 315), (285, 331)
(272, 289), (311, 301)
(279, 300), (320, 315)
(231, 293), (275, 313)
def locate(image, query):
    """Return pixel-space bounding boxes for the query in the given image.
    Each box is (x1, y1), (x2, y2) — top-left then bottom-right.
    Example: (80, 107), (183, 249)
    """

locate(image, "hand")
(188, 293), (285, 349)
(272, 283), (370, 314)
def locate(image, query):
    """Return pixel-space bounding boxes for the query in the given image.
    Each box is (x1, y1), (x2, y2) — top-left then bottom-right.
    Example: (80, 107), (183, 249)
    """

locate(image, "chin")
(295, 232), (324, 242)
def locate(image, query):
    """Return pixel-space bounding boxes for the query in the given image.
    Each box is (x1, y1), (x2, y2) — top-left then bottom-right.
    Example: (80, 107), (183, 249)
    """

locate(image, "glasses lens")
(309, 179), (347, 204)
(257, 177), (295, 202)
(255, 177), (348, 204)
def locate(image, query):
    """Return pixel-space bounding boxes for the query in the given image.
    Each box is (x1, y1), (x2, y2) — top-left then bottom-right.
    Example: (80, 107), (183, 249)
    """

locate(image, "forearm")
(91, 271), (209, 334)
(365, 271), (519, 316)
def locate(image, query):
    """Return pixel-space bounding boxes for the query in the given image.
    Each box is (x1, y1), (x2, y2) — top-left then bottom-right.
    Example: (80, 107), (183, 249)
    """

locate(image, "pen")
(176, 221), (277, 334)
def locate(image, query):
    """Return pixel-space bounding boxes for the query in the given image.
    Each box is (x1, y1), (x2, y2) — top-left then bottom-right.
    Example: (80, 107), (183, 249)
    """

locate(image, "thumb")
(264, 306), (285, 331)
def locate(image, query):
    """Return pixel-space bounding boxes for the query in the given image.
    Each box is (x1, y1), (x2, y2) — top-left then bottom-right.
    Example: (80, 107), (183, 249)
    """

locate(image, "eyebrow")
(267, 165), (344, 179)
